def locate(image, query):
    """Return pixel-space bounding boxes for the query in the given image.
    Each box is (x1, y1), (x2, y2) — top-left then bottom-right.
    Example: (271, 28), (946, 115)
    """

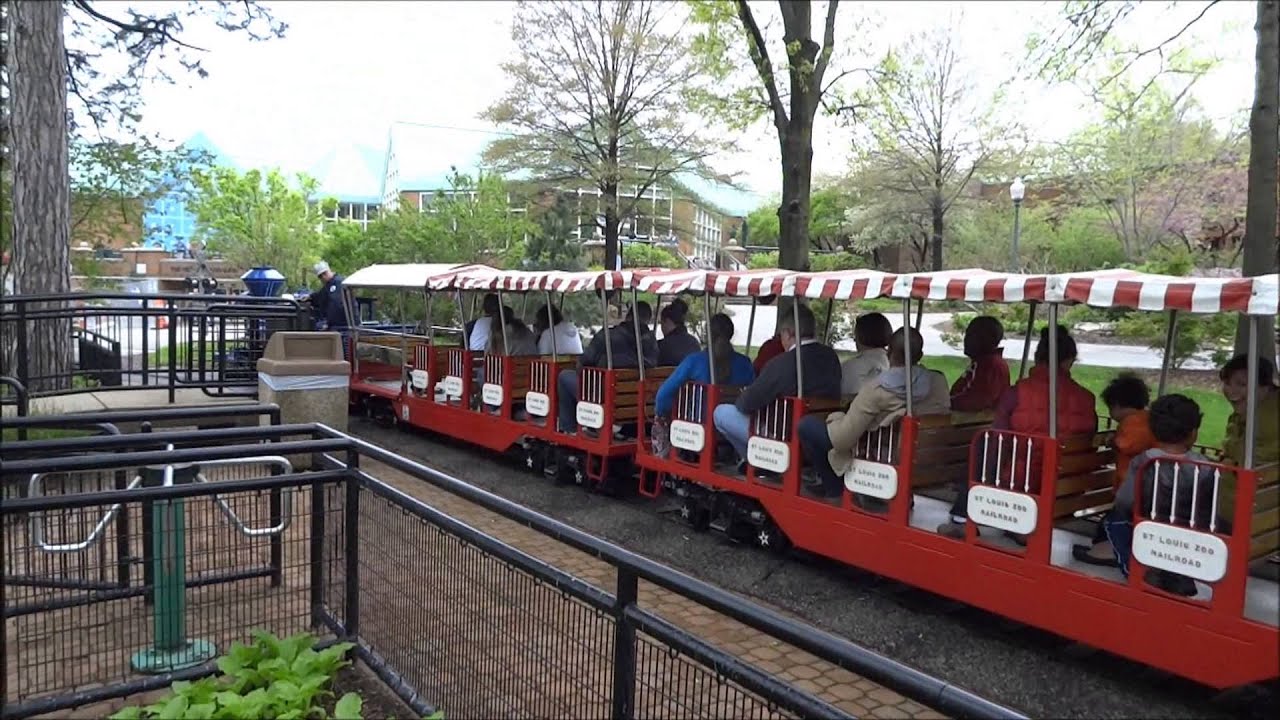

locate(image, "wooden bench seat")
(1051, 432), (1116, 520)
(612, 367), (677, 422)
(1250, 466), (1280, 561)
(910, 414), (992, 489)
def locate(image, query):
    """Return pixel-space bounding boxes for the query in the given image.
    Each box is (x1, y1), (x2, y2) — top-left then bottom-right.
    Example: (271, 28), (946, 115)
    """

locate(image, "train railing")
(525, 357), (558, 426)
(0, 292), (305, 404)
(0, 419), (1024, 720)
(1125, 455), (1275, 614)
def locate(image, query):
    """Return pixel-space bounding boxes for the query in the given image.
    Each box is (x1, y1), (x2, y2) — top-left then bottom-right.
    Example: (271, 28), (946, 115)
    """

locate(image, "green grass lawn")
(735, 345), (1230, 448)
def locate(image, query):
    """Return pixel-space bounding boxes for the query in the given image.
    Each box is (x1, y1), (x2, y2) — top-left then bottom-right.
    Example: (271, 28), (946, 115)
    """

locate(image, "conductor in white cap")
(311, 260), (349, 331)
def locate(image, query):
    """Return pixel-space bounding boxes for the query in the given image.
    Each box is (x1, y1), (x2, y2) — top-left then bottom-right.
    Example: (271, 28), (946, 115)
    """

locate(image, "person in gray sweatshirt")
(1104, 393), (1225, 597)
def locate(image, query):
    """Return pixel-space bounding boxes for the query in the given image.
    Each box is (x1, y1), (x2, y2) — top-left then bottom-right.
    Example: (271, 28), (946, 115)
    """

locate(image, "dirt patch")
(331, 661), (419, 719)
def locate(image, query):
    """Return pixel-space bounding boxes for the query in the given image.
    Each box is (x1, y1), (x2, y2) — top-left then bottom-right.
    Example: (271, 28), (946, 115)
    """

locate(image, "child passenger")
(1075, 374), (1157, 566)
(1104, 394), (1222, 597)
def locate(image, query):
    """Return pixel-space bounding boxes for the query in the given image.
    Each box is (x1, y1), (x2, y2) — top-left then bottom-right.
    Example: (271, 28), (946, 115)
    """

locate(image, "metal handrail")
(25, 449), (293, 551)
(27, 473), (143, 552)
(194, 456), (294, 537)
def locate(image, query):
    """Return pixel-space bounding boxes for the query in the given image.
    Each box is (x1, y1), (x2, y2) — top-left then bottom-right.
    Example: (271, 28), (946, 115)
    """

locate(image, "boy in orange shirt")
(1073, 374), (1155, 566)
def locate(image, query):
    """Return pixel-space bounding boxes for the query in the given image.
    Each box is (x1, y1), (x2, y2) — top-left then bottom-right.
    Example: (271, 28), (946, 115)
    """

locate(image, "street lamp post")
(1009, 177), (1025, 272)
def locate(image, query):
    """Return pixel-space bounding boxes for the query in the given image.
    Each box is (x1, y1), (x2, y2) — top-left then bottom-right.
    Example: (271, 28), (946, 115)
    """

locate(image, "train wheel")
(755, 521), (790, 554)
(679, 498), (711, 532)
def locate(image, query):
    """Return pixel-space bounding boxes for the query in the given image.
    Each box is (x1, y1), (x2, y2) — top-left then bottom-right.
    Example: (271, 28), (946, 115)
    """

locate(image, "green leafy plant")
(110, 632), (363, 720)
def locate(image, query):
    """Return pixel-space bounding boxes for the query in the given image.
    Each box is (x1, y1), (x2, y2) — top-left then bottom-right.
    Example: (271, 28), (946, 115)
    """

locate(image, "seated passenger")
(752, 297), (786, 374)
(712, 303), (842, 474)
(657, 299), (701, 365)
(949, 316), (1010, 413)
(466, 293), (501, 352)
(839, 313), (893, 397)
(1075, 373), (1155, 566)
(486, 311), (540, 356)
(1104, 394), (1222, 597)
(556, 302), (658, 434)
(655, 313), (755, 422)
(534, 303), (583, 356)
(1219, 354), (1279, 520)
(754, 335), (785, 375)
(799, 327), (950, 498)
(939, 324), (1098, 538)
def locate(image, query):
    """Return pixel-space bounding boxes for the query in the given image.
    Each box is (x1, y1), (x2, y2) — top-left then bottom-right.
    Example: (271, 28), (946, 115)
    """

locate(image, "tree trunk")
(777, 127), (812, 271)
(603, 181), (620, 271)
(930, 196), (945, 271)
(1236, 0), (1279, 367)
(8, 1), (72, 391)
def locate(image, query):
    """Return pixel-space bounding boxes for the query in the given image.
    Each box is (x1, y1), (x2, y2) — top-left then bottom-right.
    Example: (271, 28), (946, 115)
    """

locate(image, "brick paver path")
(365, 460), (946, 719)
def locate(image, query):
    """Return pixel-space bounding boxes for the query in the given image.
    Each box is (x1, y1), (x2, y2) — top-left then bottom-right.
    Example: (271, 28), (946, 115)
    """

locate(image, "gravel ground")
(351, 417), (1276, 720)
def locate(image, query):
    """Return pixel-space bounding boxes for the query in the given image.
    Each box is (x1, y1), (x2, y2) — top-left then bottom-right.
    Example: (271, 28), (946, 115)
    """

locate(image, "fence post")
(611, 569), (638, 720)
(141, 422), (155, 606)
(16, 301), (29, 391)
(115, 466), (132, 589)
(343, 449), (360, 639)
(270, 403), (284, 588)
(167, 299), (177, 404)
(141, 298), (150, 387)
(310, 474), (327, 632)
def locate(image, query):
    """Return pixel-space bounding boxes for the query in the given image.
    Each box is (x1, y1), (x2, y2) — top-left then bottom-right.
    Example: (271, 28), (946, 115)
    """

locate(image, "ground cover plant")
(110, 632), (371, 720)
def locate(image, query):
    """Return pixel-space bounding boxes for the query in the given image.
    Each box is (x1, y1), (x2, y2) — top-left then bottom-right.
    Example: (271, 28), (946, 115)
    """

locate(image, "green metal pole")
(131, 463), (216, 674)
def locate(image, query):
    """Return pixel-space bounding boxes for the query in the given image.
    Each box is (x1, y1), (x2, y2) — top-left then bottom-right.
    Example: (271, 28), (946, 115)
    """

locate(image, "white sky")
(133, 0), (1256, 199)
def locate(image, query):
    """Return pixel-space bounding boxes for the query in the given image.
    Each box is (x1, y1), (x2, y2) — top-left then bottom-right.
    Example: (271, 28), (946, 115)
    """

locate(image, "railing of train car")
(0, 292), (307, 405)
(0, 413), (1024, 720)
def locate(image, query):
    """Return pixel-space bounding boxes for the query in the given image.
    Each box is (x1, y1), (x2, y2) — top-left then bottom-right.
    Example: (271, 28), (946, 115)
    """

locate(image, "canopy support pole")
(1157, 309), (1178, 397)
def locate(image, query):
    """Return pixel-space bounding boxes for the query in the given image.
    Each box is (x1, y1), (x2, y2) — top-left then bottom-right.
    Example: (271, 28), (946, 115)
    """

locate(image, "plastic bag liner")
(258, 373), (350, 392)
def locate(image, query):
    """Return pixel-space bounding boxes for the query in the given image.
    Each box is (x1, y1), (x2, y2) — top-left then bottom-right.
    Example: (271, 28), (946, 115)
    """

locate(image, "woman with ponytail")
(654, 312), (755, 422)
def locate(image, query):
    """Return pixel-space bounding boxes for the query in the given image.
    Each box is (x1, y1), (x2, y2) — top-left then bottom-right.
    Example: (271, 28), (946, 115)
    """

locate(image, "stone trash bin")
(256, 332), (351, 470)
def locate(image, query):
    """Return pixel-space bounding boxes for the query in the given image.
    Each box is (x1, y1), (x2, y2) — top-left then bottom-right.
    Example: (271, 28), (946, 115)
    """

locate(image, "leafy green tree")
(3, 0), (283, 390)
(70, 139), (208, 244)
(1028, 0), (1276, 362)
(322, 170), (532, 276)
(1055, 70), (1237, 262)
(622, 243), (684, 269)
(483, 0), (723, 272)
(188, 167), (324, 289)
(847, 22), (1013, 270)
(523, 192), (584, 271)
(743, 202), (781, 248)
(689, 0), (874, 271)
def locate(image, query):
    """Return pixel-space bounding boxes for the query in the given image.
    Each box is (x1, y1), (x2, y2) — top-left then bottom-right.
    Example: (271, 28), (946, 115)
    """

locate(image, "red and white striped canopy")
(424, 267), (730, 296)
(706, 268), (897, 300)
(343, 263), (480, 290)
(1053, 269), (1279, 316)
(892, 269), (1053, 304)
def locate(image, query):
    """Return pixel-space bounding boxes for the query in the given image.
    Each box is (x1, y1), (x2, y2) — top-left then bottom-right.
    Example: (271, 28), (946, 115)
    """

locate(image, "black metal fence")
(0, 292), (307, 403)
(0, 417), (1026, 720)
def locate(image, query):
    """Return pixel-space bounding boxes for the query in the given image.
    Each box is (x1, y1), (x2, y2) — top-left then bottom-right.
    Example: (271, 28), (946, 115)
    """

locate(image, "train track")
(350, 416), (1278, 719)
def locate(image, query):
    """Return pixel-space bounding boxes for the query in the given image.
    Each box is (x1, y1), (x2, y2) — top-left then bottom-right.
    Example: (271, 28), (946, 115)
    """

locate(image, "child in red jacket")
(949, 316), (1010, 413)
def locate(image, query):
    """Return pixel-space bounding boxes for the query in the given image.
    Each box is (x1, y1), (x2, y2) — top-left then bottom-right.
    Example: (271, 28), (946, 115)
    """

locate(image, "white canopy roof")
(343, 263), (479, 290)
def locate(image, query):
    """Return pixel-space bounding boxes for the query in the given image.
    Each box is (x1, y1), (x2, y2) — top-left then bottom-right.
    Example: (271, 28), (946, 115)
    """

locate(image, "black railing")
(0, 416), (1027, 720)
(0, 292), (307, 403)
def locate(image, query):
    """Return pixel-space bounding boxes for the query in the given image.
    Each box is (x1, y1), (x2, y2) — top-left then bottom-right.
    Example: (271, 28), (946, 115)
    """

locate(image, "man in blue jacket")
(311, 261), (350, 331)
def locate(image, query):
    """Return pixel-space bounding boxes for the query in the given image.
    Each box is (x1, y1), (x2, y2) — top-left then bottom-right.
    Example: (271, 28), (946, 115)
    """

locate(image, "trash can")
(256, 332), (351, 470)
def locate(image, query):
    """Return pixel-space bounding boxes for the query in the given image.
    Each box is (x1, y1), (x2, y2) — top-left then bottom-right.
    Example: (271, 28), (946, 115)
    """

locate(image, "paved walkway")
(1, 388), (255, 418)
(365, 459), (946, 719)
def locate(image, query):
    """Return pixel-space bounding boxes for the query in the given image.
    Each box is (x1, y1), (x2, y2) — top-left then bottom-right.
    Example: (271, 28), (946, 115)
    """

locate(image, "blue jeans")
(557, 369), (579, 433)
(713, 404), (751, 462)
(797, 414), (841, 495)
(1103, 511), (1133, 577)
